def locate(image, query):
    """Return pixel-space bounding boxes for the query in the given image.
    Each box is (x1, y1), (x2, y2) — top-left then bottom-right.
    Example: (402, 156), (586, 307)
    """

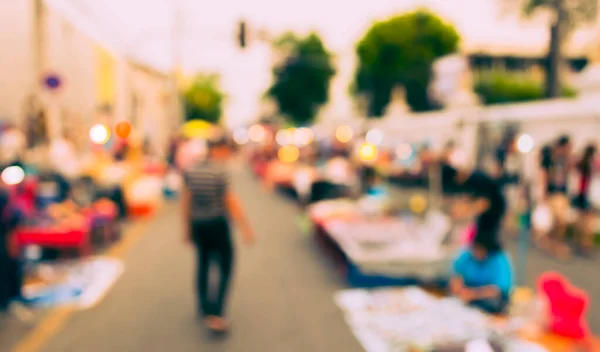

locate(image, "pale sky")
(47, 0), (597, 126)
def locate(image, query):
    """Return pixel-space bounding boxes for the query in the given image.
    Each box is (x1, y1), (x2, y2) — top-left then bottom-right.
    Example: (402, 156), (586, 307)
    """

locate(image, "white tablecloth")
(323, 211), (458, 279)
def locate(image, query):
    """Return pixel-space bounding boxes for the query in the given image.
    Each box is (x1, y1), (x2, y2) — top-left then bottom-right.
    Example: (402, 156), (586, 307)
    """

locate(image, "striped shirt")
(183, 161), (229, 221)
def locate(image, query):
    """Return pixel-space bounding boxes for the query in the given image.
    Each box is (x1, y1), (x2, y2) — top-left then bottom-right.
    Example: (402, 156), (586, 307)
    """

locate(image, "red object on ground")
(538, 271), (590, 340)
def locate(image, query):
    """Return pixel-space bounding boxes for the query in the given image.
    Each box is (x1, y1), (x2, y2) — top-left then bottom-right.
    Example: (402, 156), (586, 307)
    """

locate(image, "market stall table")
(14, 218), (92, 258)
(309, 200), (457, 287)
(334, 287), (600, 352)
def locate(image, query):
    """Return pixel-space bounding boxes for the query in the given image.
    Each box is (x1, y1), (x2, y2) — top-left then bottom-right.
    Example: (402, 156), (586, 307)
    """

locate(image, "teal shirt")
(452, 249), (514, 298)
(366, 185), (387, 198)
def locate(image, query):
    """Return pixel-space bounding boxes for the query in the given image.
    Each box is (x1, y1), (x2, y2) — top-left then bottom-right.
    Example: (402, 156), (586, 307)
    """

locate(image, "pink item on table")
(537, 272), (590, 340)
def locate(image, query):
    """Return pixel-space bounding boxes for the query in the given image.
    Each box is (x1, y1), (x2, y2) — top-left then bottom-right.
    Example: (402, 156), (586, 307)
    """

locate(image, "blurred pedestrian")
(573, 144), (596, 254)
(182, 136), (255, 334)
(539, 135), (572, 259)
(494, 134), (523, 232)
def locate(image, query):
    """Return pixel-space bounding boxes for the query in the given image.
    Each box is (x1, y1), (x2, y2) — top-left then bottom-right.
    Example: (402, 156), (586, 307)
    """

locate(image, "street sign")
(42, 73), (62, 91)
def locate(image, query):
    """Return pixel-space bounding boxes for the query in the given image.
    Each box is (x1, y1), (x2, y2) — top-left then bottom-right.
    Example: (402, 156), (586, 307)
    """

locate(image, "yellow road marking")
(11, 219), (150, 352)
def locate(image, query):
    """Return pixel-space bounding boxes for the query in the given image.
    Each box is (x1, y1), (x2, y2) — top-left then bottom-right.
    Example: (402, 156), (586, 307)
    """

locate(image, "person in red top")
(573, 144), (596, 254)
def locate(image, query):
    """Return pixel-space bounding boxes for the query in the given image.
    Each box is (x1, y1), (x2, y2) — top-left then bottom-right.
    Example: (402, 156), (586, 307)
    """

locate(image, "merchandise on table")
(334, 287), (549, 352)
(322, 211), (455, 279)
(308, 199), (358, 223)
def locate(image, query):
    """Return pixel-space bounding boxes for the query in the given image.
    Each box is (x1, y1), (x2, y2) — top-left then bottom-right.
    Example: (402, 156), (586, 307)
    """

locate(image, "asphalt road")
(38, 166), (363, 352)
(4, 166), (600, 352)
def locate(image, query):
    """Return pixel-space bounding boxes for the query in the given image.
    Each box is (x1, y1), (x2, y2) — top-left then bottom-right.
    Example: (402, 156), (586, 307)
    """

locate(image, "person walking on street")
(539, 135), (573, 259)
(573, 144), (597, 254)
(182, 136), (255, 334)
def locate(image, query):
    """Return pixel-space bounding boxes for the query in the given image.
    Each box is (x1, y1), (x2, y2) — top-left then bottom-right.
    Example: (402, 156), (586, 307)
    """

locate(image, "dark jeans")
(192, 217), (234, 318)
(0, 236), (23, 311)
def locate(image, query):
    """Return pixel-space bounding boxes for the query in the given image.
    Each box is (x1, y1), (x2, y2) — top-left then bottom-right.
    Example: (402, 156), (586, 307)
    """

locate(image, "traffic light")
(238, 20), (246, 49)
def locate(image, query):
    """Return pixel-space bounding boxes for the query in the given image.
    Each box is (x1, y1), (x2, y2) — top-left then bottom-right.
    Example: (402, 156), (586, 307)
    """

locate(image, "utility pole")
(170, 1), (184, 130)
(33, 0), (44, 87)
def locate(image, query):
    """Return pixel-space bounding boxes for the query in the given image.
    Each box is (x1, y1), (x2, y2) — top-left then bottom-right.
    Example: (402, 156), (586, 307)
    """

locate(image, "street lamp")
(515, 133), (534, 286)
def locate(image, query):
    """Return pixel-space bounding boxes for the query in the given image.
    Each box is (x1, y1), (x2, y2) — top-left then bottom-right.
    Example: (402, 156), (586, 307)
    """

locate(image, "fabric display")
(22, 257), (123, 309)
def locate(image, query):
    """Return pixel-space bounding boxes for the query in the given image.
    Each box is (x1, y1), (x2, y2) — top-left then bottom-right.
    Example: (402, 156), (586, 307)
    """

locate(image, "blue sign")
(43, 74), (62, 90)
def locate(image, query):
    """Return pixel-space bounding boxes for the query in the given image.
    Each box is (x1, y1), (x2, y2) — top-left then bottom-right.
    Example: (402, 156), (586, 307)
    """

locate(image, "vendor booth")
(334, 285), (600, 352)
(308, 198), (456, 287)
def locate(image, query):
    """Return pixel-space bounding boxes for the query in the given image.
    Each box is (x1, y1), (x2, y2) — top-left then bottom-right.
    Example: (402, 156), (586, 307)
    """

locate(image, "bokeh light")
(409, 194), (428, 214)
(89, 124), (110, 144)
(1, 166), (25, 185)
(335, 125), (353, 143)
(365, 128), (384, 145)
(115, 121), (132, 139)
(276, 129), (293, 146)
(517, 134), (534, 154)
(294, 127), (314, 147)
(278, 145), (299, 163)
(396, 143), (413, 161)
(248, 125), (266, 143)
(233, 128), (249, 145)
(325, 158), (349, 184)
(448, 149), (468, 168)
(358, 143), (378, 162)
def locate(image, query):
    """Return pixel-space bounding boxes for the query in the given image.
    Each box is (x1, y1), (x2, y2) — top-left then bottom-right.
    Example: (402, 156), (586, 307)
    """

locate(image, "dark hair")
(473, 234), (502, 254)
(578, 144), (596, 174)
(557, 135), (570, 147)
(541, 145), (552, 162)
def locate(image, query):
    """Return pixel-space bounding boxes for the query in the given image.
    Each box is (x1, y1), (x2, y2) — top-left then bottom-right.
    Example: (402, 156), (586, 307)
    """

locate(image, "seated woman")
(450, 235), (514, 314)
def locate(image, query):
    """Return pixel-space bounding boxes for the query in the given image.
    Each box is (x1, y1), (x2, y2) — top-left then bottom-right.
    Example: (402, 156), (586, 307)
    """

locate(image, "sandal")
(206, 316), (229, 333)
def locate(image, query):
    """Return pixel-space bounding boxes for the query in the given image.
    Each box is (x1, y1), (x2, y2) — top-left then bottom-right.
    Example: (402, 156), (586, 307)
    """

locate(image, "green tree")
(266, 32), (336, 127)
(353, 10), (460, 116)
(183, 73), (225, 123)
(506, 0), (597, 98)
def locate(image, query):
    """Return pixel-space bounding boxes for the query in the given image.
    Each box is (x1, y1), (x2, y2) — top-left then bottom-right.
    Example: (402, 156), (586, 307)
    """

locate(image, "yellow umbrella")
(182, 120), (214, 139)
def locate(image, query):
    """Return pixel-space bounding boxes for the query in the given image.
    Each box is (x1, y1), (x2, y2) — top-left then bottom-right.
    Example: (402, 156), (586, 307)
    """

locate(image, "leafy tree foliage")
(353, 10), (460, 116)
(266, 32), (335, 126)
(183, 74), (225, 123)
(505, 0), (597, 97)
